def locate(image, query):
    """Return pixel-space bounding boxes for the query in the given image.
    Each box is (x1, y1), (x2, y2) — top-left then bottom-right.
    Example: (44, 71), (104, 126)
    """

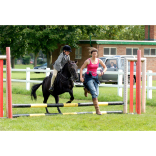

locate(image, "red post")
(130, 61), (134, 113)
(136, 62), (137, 113)
(137, 50), (141, 114)
(6, 47), (12, 118)
(0, 60), (3, 117)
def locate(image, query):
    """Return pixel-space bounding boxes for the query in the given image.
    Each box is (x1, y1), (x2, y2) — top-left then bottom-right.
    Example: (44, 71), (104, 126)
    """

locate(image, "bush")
(37, 58), (45, 65)
(15, 58), (17, 65)
(22, 55), (31, 64)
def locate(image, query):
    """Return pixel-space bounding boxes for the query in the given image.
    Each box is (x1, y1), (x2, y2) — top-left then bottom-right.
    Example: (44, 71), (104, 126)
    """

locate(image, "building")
(52, 25), (156, 77)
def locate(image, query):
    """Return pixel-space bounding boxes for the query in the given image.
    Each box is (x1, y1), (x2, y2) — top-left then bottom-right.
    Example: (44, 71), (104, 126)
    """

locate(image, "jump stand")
(124, 50), (146, 114)
(0, 47), (12, 118)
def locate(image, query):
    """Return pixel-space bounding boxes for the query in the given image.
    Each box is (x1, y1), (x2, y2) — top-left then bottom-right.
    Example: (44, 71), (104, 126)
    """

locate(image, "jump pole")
(0, 58), (4, 117)
(130, 61), (134, 113)
(141, 58), (146, 113)
(12, 101), (124, 117)
(6, 47), (12, 118)
(123, 58), (128, 113)
(0, 51), (8, 117)
(13, 111), (123, 118)
(136, 62), (138, 112)
(12, 101), (124, 108)
(137, 50), (141, 114)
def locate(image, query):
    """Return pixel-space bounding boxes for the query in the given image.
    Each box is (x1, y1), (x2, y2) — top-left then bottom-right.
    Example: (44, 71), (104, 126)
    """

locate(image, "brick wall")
(117, 46), (126, 55)
(145, 25), (156, 40)
(145, 25), (149, 40)
(150, 25), (156, 40)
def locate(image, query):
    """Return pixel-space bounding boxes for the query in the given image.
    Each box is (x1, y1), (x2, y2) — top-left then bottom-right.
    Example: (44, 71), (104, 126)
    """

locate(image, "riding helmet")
(63, 45), (72, 52)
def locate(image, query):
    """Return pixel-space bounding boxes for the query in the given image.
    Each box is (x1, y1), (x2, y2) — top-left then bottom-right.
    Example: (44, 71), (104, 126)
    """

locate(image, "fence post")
(118, 69), (122, 97)
(6, 47), (12, 118)
(142, 59), (146, 113)
(0, 60), (3, 117)
(46, 68), (50, 77)
(147, 70), (152, 99)
(26, 67), (30, 90)
(136, 50), (141, 114)
(123, 58), (128, 114)
(130, 61), (134, 113)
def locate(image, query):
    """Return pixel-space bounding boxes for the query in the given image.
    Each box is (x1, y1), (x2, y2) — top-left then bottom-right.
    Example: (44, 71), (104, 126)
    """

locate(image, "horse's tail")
(31, 83), (42, 100)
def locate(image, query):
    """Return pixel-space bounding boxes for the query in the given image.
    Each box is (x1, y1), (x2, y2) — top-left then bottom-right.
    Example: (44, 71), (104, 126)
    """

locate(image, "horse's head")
(67, 61), (78, 81)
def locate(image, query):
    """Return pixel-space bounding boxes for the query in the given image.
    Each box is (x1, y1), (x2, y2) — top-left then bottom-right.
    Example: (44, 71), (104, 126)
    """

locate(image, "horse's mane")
(62, 61), (76, 70)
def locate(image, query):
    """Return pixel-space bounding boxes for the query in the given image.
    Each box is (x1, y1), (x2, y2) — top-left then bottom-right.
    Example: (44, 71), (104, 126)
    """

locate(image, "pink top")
(86, 58), (99, 76)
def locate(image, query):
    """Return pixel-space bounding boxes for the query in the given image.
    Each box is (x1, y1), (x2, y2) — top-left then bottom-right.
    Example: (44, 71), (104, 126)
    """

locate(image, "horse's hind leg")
(54, 95), (62, 114)
(43, 92), (50, 114)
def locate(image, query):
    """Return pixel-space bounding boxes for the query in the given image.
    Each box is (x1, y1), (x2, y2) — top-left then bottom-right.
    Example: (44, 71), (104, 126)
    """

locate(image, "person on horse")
(49, 45), (72, 92)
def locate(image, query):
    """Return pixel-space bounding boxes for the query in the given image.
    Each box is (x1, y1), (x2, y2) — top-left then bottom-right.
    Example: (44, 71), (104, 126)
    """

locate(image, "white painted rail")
(2, 68), (156, 99)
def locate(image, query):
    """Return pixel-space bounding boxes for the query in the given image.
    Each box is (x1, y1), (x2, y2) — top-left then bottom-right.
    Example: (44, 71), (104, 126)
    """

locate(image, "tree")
(93, 25), (145, 40)
(0, 25), (145, 69)
(22, 25), (43, 67)
(23, 25), (102, 68)
(0, 25), (27, 68)
(117, 25), (145, 40)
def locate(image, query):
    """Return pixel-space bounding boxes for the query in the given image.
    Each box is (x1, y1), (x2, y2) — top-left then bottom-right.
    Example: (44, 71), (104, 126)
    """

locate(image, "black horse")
(31, 61), (78, 114)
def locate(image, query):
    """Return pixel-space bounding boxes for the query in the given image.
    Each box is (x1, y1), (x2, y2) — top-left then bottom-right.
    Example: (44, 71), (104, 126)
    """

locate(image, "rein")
(59, 69), (72, 84)
(60, 72), (72, 81)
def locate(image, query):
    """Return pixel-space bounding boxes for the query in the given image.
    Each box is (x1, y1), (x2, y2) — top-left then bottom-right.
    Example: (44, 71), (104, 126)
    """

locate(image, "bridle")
(60, 73), (72, 83)
(68, 62), (77, 79)
(59, 62), (77, 83)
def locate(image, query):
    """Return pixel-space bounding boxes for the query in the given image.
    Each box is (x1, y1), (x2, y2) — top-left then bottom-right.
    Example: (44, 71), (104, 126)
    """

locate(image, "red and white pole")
(137, 50), (141, 114)
(6, 47), (12, 118)
(136, 62), (137, 113)
(130, 61), (134, 113)
(0, 59), (3, 117)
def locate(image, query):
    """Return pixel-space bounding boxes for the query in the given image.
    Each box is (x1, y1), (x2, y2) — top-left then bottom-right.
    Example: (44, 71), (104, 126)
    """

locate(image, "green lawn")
(1, 91), (156, 131)
(3, 64), (37, 69)
(3, 64), (47, 81)
(1, 64), (156, 131)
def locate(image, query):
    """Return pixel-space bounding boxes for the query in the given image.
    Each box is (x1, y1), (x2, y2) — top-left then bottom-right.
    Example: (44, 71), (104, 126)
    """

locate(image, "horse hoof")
(66, 101), (71, 103)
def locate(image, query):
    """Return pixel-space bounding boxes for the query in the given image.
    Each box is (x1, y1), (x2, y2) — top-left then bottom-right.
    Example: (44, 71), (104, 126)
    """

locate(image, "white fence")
(3, 68), (156, 99)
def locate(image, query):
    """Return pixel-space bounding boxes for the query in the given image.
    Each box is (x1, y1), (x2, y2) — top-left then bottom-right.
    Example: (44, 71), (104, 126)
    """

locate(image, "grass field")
(1, 64), (156, 131)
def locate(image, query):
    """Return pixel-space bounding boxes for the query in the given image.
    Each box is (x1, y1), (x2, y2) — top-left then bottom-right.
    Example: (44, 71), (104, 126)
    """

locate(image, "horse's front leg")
(54, 95), (62, 114)
(66, 89), (74, 103)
